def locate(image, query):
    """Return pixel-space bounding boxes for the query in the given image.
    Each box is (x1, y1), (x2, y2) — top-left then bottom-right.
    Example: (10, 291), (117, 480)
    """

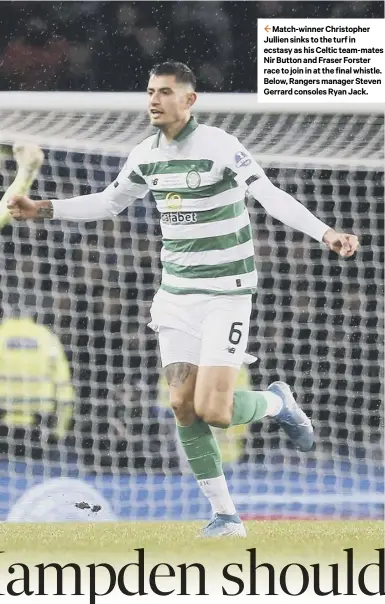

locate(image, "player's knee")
(170, 396), (196, 425)
(195, 391), (233, 428)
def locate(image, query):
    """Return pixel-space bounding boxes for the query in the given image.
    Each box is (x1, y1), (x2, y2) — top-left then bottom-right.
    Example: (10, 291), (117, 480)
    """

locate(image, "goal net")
(0, 93), (383, 521)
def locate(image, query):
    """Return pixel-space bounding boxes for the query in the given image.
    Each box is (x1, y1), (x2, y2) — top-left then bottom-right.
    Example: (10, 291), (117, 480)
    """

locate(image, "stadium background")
(1, 1), (384, 94)
(0, 1), (383, 521)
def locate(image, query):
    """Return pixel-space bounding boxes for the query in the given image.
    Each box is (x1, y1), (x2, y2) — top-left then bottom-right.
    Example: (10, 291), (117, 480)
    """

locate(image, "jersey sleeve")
(51, 147), (149, 222)
(221, 133), (329, 243)
(219, 134), (265, 187)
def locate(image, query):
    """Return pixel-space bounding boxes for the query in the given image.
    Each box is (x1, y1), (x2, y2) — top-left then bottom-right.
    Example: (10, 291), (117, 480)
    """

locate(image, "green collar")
(173, 116), (198, 142)
(152, 116), (198, 148)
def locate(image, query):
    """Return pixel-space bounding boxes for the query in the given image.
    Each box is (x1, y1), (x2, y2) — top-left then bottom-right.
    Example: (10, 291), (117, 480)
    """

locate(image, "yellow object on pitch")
(0, 143), (44, 230)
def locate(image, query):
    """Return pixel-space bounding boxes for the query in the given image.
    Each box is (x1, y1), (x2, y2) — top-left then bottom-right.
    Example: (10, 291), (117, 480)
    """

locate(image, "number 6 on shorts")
(228, 322), (243, 345)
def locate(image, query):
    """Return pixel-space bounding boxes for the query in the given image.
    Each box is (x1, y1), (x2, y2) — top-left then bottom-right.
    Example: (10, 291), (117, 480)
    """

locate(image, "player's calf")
(195, 390), (233, 427)
(194, 366), (239, 428)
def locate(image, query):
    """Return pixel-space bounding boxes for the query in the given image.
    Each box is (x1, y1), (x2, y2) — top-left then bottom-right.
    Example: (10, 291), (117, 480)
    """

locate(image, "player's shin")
(177, 420), (236, 515)
(177, 419), (222, 479)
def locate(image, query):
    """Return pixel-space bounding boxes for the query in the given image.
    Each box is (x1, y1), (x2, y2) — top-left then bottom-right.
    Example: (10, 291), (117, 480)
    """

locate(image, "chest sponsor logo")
(166, 192), (182, 210)
(186, 170), (201, 189)
(161, 212), (198, 224)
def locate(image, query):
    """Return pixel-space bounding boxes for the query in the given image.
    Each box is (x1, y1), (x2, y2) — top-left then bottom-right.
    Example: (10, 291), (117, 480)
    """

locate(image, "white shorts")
(148, 289), (256, 369)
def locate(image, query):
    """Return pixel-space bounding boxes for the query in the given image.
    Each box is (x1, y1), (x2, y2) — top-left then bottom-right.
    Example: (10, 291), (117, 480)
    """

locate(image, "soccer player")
(0, 306), (74, 457)
(8, 61), (359, 537)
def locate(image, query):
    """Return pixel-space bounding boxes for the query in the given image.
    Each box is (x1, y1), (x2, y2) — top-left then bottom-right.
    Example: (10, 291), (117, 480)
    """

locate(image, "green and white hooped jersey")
(109, 117), (265, 296)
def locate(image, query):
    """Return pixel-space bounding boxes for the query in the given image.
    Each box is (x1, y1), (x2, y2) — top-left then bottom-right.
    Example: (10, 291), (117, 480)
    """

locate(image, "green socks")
(176, 390), (270, 481)
(177, 419), (223, 480)
(230, 389), (268, 426)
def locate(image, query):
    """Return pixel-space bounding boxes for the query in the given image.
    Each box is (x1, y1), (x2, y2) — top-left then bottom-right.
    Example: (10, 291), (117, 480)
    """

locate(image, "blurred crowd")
(0, 1), (383, 93)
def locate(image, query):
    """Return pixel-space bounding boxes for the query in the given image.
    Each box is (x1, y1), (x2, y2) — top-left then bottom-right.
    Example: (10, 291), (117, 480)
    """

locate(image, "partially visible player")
(0, 143), (44, 229)
(7, 61), (359, 537)
(0, 306), (74, 457)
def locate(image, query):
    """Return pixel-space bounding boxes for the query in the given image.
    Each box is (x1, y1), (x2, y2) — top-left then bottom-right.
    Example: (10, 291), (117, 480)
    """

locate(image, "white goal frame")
(0, 92), (383, 169)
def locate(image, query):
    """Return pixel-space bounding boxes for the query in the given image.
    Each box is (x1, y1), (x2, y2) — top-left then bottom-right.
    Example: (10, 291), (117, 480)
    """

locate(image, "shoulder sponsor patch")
(234, 150), (252, 168)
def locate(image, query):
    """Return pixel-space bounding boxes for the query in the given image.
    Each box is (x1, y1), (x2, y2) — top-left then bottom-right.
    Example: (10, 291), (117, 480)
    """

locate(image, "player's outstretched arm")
(7, 188), (132, 223)
(7, 190), (123, 222)
(222, 136), (359, 259)
(0, 143), (44, 229)
(7, 195), (52, 221)
(248, 178), (359, 259)
(7, 148), (149, 223)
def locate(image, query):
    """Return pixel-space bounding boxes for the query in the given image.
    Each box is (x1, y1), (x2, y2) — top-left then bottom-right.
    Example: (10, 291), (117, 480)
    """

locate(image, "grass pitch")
(1, 520), (383, 565)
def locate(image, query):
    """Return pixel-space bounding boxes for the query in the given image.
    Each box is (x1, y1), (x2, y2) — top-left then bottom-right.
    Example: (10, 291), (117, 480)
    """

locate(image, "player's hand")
(322, 228), (359, 258)
(7, 195), (39, 220)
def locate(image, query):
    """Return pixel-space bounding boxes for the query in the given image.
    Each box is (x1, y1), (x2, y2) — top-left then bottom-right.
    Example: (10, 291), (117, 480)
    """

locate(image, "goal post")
(0, 93), (383, 521)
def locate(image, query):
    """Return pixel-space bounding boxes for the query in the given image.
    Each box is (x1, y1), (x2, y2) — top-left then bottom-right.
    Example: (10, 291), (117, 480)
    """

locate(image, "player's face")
(147, 75), (195, 128)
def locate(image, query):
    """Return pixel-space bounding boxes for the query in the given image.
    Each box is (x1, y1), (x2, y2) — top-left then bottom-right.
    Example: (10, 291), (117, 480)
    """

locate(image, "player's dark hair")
(149, 61), (196, 90)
